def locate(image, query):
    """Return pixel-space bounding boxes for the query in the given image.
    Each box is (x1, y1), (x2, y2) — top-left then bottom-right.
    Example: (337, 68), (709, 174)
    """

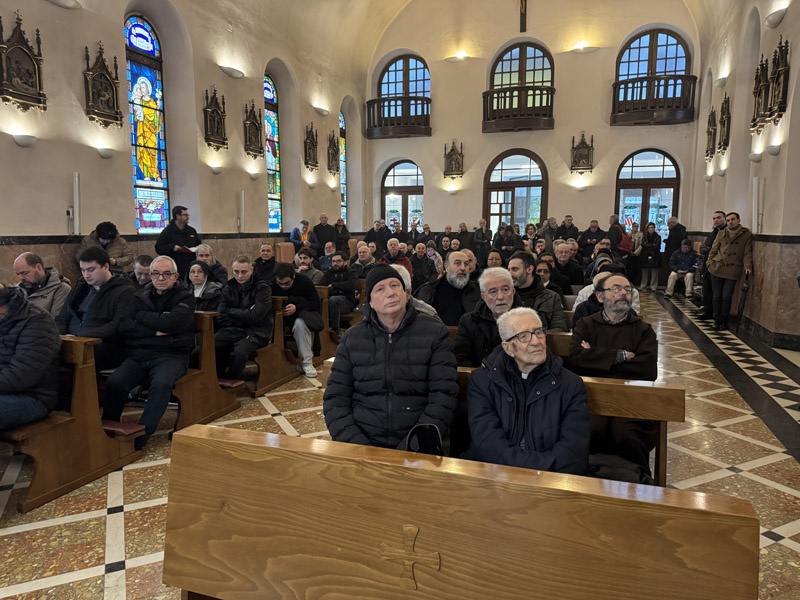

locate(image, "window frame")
(615, 28), (691, 81)
(482, 148), (549, 231)
(489, 42), (554, 90)
(264, 72), (281, 233)
(381, 160), (424, 232)
(378, 54), (431, 99)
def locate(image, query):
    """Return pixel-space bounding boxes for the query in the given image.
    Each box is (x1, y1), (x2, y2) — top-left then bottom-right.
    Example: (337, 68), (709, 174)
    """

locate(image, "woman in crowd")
(640, 222), (662, 292)
(486, 249), (505, 268)
(426, 240), (443, 275)
(522, 223), (537, 243)
(534, 259), (563, 297)
(334, 217), (351, 257)
(186, 260), (223, 311)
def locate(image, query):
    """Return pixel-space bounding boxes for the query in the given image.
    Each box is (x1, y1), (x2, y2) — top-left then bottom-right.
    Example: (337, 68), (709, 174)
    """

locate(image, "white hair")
(195, 244), (213, 254)
(390, 264), (412, 291)
(497, 307), (542, 341)
(478, 267), (513, 293)
(151, 255), (178, 272)
(388, 238), (399, 246)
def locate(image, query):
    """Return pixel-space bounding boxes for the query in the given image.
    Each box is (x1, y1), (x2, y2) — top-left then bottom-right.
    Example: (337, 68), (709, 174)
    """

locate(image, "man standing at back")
(415, 251), (481, 326)
(706, 212), (753, 330)
(556, 215), (579, 241)
(313, 213), (336, 253)
(696, 211), (727, 320)
(324, 251), (356, 339)
(155, 205), (201, 277)
(409, 242), (437, 292)
(664, 216), (688, 259)
(507, 252), (567, 331)
(14, 252), (72, 318)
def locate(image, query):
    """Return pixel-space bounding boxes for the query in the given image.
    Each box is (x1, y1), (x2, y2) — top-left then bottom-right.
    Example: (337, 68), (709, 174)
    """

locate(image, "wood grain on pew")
(164, 425), (758, 600)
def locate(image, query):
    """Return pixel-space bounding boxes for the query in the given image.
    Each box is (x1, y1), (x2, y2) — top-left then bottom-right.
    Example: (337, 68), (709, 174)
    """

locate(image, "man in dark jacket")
(508, 252), (567, 331)
(324, 251), (356, 336)
(697, 211), (726, 319)
(351, 244), (376, 279)
(664, 217), (688, 259)
(363, 220), (384, 253)
(101, 256), (196, 449)
(214, 255), (273, 380)
(555, 215), (580, 241)
(323, 265), (458, 449)
(312, 213), (337, 251)
(466, 307), (590, 474)
(554, 241), (586, 287)
(253, 243), (276, 283)
(289, 219), (321, 256)
(578, 220), (605, 260)
(569, 274), (658, 472)
(409, 242), (438, 292)
(0, 284), (62, 430)
(58, 247), (135, 370)
(415, 251), (481, 326)
(196, 244), (228, 283)
(14, 252), (71, 318)
(665, 239), (700, 298)
(154, 205), (201, 277)
(272, 263), (322, 378)
(128, 255), (153, 291)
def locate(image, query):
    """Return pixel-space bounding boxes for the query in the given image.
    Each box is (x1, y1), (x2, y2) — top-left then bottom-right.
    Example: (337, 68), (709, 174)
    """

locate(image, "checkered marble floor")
(0, 294), (798, 599)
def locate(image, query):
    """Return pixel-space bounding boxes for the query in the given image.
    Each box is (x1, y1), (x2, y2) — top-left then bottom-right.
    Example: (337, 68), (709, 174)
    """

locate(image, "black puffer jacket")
(324, 266), (356, 305)
(323, 303), (458, 449)
(454, 296), (522, 368)
(216, 277), (273, 346)
(409, 254), (438, 291)
(119, 282), (196, 360)
(0, 287), (62, 411)
(57, 275), (135, 342)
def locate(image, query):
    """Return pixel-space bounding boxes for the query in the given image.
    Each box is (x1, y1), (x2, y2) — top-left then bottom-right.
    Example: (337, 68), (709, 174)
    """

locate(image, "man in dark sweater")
(697, 211), (726, 319)
(154, 205), (201, 277)
(128, 255), (153, 291)
(272, 263), (322, 378)
(214, 255), (273, 380)
(253, 243), (276, 283)
(409, 242), (438, 292)
(555, 215), (580, 241)
(101, 256), (197, 449)
(0, 284), (62, 430)
(58, 247), (135, 370)
(415, 251), (481, 326)
(313, 213), (337, 251)
(554, 241), (586, 287)
(324, 252), (356, 337)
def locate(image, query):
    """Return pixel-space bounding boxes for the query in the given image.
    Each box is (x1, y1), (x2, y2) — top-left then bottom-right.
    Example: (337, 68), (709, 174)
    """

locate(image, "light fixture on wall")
(571, 41), (599, 54)
(209, 163), (224, 175)
(446, 183), (458, 195)
(219, 65), (244, 79)
(445, 50), (470, 62)
(714, 76), (728, 88)
(749, 152), (762, 162)
(715, 168), (727, 177)
(45, 0), (82, 8)
(766, 144), (782, 156)
(248, 169), (261, 180)
(12, 134), (37, 147)
(703, 174), (712, 182)
(313, 105), (330, 116)
(765, 7), (788, 28)
(96, 147), (116, 159)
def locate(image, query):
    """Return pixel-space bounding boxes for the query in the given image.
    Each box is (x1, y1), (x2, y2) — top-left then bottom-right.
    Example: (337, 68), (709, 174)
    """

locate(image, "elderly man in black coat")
(0, 284), (62, 430)
(324, 265), (458, 450)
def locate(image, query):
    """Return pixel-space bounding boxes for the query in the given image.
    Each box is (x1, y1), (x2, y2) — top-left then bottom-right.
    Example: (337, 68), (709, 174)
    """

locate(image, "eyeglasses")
(505, 328), (546, 343)
(150, 271), (175, 279)
(600, 285), (633, 294)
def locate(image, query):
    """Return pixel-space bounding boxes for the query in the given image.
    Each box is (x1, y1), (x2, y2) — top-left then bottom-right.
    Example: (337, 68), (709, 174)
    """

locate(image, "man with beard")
(295, 248), (326, 285)
(415, 251), (480, 326)
(569, 274), (658, 474)
(154, 205), (201, 277)
(696, 210), (727, 320)
(254, 243), (276, 283)
(319, 241), (336, 271)
(13, 252), (71, 318)
(706, 212), (753, 331)
(324, 251), (356, 338)
(409, 242), (438, 292)
(507, 252), (567, 332)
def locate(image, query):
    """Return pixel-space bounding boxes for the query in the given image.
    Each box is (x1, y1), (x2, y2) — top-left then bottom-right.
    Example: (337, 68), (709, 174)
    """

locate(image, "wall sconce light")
(765, 7), (788, 28)
(248, 169), (261, 180)
(715, 168), (727, 177)
(96, 147), (115, 159)
(219, 65), (244, 79)
(306, 178), (316, 189)
(571, 42), (599, 54)
(12, 134), (37, 147)
(45, 0), (82, 8)
(446, 184), (458, 195)
(703, 174), (713, 182)
(714, 76), (728, 88)
(749, 152), (762, 163)
(766, 144), (782, 156)
(445, 50), (470, 62)
(210, 164), (224, 175)
(313, 106), (329, 116)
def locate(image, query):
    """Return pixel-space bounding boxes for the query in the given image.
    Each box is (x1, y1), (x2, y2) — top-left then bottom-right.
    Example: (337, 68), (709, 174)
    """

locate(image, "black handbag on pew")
(403, 423), (443, 456)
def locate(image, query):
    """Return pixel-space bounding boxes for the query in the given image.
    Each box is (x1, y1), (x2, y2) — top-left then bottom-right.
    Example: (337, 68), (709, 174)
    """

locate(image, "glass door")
(488, 189), (513, 232)
(384, 194), (403, 230)
(514, 186), (543, 230)
(618, 185), (675, 251)
(407, 194), (424, 232)
(648, 187), (674, 244)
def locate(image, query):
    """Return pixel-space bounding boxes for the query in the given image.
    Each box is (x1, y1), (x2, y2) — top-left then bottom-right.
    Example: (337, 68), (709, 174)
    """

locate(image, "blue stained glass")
(264, 75), (277, 104)
(125, 18), (160, 58)
(339, 111), (345, 130)
(265, 78), (281, 233)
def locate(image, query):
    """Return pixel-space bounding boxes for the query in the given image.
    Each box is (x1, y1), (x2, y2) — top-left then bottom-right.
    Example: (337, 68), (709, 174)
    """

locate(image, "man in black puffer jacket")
(215, 255), (273, 380)
(324, 265), (458, 449)
(101, 256), (196, 449)
(0, 284), (62, 430)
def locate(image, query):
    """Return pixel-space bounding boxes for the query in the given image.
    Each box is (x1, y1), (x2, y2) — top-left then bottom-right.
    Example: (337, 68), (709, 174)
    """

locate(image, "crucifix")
(520, 0), (527, 33)
(380, 525), (441, 590)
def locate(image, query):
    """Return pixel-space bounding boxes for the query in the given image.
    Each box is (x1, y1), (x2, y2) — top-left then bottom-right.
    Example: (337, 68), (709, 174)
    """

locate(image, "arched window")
(367, 55), (431, 139)
(612, 29), (696, 125)
(616, 149), (680, 248)
(125, 16), (169, 233)
(483, 150), (548, 231)
(381, 161), (423, 231)
(264, 74), (281, 232)
(484, 42), (554, 132)
(379, 55), (430, 109)
(339, 111), (347, 223)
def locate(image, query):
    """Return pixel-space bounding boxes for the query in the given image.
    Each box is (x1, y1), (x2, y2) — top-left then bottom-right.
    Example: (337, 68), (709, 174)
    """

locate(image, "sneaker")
(302, 363), (317, 378)
(664, 293), (672, 298)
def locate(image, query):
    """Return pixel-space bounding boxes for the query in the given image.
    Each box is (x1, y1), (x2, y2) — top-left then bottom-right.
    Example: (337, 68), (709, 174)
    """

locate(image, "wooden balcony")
(366, 96), (431, 139)
(611, 75), (697, 126)
(482, 86), (555, 133)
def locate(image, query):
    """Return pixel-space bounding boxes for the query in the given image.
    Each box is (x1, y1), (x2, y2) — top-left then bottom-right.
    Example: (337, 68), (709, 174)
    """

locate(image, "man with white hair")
(378, 237), (413, 275)
(465, 307), (590, 474)
(101, 255), (196, 450)
(313, 213), (336, 251)
(415, 251), (481, 326)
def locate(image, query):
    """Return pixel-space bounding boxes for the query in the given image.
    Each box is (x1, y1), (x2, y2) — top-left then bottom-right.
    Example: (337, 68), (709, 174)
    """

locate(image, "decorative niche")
(705, 107), (717, 162)
(203, 86), (227, 150)
(327, 130), (339, 174)
(443, 140), (464, 178)
(304, 122), (318, 171)
(83, 42), (122, 127)
(751, 36), (790, 133)
(243, 100), (263, 159)
(570, 133), (594, 173)
(0, 10), (46, 111)
(717, 94), (730, 155)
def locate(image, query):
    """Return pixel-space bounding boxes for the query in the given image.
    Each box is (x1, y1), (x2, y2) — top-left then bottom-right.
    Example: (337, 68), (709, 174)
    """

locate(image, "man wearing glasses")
(569, 274), (658, 474)
(101, 256), (196, 450)
(465, 307), (590, 474)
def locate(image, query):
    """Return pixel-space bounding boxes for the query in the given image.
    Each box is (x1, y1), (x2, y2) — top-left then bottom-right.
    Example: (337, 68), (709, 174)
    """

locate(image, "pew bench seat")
(101, 420), (146, 441)
(2, 412), (74, 441)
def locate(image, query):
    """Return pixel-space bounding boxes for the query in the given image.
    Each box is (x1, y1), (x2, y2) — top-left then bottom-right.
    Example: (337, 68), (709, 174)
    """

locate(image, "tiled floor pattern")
(0, 293), (798, 598)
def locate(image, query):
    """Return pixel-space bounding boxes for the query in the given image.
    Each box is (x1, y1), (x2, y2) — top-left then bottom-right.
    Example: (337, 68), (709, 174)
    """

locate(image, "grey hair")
(667, 216), (678, 224)
(497, 307), (543, 342)
(388, 237), (399, 246)
(592, 272), (613, 290)
(478, 267), (513, 293)
(389, 264), (412, 291)
(195, 243), (213, 254)
(150, 255), (178, 273)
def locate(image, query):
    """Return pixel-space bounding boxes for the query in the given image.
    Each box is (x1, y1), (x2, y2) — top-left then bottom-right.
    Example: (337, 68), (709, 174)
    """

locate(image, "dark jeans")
(94, 342), (125, 372)
(215, 327), (259, 380)
(701, 269), (713, 311)
(711, 275), (736, 324)
(101, 356), (188, 437)
(0, 394), (49, 430)
(328, 295), (355, 331)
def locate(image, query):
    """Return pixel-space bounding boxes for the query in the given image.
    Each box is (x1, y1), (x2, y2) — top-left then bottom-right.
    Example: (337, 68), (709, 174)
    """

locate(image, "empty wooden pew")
(163, 425), (757, 600)
(275, 241), (295, 263)
(0, 337), (143, 512)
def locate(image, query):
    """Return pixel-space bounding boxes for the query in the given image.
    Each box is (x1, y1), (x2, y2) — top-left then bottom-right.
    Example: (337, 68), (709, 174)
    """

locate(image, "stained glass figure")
(264, 74), (282, 232)
(339, 111), (347, 224)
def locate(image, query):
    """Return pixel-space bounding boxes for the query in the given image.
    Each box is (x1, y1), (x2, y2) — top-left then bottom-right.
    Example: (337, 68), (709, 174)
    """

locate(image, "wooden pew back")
(164, 425), (758, 600)
(276, 242), (295, 263)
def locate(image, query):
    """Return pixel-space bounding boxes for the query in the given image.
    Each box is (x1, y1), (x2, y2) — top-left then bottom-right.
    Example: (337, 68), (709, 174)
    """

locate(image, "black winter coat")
(208, 260), (228, 284)
(556, 259), (586, 286)
(120, 282), (196, 360)
(578, 227), (606, 258)
(0, 287), (62, 411)
(409, 254), (438, 291)
(154, 222), (201, 277)
(217, 277), (273, 346)
(324, 266), (356, 305)
(313, 223), (337, 249)
(641, 232), (662, 268)
(253, 257), (276, 283)
(323, 304), (458, 449)
(57, 275), (135, 343)
(454, 297), (521, 368)
(665, 223), (688, 258)
(466, 347), (590, 474)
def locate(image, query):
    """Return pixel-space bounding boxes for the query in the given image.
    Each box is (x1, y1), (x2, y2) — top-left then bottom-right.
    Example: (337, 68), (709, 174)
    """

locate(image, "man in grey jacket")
(14, 252), (71, 318)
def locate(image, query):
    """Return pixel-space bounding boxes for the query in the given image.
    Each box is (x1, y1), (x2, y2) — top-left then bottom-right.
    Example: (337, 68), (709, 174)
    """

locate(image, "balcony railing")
(366, 96), (431, 139)
(482, 85), (555, 133)
(611, 75), (697, 125)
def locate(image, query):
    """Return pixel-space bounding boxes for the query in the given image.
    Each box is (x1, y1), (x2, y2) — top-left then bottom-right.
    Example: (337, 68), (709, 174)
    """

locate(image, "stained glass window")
(264, 74), (281, 232)
(381, 162), (424, 231)
(125, 16), (168, 234)
(339, 111), (347, 224)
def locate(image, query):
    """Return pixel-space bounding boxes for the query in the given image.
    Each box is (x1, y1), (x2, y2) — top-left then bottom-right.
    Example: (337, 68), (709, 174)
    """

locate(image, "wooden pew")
(0, 337), (143, 512)
(163, 425), (758, 600)
(347, 237), (358, 257)
(275, 241), (295, 263)
(447, 325), (458, 342)
(563, 294), (578, 310)
(173, 312), (241, 431)
(252, 297), (300, 396)
(546, 331), (572, 356)
(315, 286), (337, 361)
(564, 310), (574, 330)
